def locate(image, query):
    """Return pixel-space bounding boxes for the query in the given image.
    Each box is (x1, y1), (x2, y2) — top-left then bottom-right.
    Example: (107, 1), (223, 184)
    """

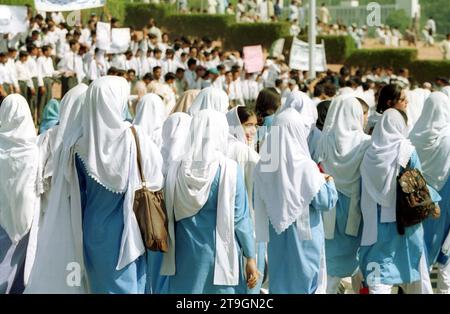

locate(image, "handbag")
(396, 162), (440, 235)
(130, 126), (169, 252)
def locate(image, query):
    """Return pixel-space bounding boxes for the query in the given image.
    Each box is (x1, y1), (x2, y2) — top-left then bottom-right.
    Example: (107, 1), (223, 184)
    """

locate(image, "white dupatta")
(253, 108), (325, 242)
(162, 109), (240, 286)
(0, 94), (39, 244)
(318, 95), (371, 239)
(410, 92), (450, 191)
(360, 109), (414, 246)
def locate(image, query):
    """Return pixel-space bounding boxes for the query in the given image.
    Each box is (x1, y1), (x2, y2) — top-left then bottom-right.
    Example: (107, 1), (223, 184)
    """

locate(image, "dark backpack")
(396, 163), (440, 235)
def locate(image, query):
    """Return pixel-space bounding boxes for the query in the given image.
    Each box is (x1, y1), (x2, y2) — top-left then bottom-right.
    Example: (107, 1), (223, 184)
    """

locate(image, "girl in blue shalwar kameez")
(317, 95), (371, 293)
(359, 105), (441, 294)
(162, 109), (259, 294)
(254, 107), (338, 294)
(226, 105), (265, 294)
(0, 95), (39, 294)
(410, 92), (450, 294)
(74, 76), (164, 294)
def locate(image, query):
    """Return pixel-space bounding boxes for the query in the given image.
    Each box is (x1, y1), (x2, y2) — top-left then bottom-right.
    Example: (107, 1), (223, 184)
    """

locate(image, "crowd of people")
(1, 9), (450, 295)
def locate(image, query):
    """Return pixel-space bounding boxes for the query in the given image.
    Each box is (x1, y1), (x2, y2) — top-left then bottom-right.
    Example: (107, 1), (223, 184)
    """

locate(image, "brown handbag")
(130, 126), (169, 252)
(396, 163), (440, 235)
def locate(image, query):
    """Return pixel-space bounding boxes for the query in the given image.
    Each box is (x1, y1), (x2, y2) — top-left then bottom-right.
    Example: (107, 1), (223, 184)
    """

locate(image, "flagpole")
(308, 0), (316, 79)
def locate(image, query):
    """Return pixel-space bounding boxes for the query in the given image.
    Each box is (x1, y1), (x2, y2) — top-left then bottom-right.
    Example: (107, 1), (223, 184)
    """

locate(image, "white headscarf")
(26, 85), (88, 288)
(26, 77), (164, 293)
(133, 93), (166, 149)
(187, 87), (230, 115)
(75, 76), (133, 193)
(319, 95), (371, 195)
(405, 88), (429, 130)
(410, 92), (450, 191)
(442, 86), (450, 99)
(226, 105), (247, 144)
(254, 108), (325, 242)
(360, 109), (415, 246)
(54, 84), (89, 152)
(162, 109), (240, 286)
(161, 112), (192, 175)
(318, 95), (371, 238)
(278, 90), (318, 134)
(37, 84), (88, 189)
(0, 94), (39, 243)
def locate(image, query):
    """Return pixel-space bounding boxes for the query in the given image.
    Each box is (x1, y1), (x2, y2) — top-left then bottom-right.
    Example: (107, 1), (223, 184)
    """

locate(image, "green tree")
(385, 9), (410, 32)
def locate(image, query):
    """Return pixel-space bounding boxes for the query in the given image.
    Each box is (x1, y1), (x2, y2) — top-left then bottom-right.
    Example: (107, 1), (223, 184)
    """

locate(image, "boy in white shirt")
(16, 51), (35, 107)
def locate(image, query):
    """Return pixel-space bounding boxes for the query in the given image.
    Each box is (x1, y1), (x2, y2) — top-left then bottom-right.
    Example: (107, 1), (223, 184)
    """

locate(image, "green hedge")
(345, 49), (418, 68)
(124, 3), (175, 29)
(164, 14), (235, 41)
(410, 60), (450, 84)
(225, 22), (290, 51)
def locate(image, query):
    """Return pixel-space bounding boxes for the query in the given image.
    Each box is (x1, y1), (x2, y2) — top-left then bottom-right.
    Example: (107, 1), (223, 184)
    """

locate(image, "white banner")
(96, 22), (111, 51)
(289, 38), (327, 72)
(34, 0), (106, 12)
(0, 5), (28, 35)
(109, 28), (131, 54)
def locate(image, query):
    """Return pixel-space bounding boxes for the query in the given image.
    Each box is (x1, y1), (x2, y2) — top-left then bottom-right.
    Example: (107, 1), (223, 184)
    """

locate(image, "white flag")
(109, 28), (131, 54)
(0, 5), (28, 35)
(289, 37), (327, 72)
(34, 0), (105, 12)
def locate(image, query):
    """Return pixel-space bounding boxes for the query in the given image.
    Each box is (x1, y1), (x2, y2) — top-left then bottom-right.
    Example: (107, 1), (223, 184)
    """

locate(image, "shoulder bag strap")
(130, 126), (147, 185)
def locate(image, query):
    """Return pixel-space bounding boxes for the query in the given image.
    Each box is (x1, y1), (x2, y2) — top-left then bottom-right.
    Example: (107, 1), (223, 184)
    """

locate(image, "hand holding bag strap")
(130, 126), (146, 185)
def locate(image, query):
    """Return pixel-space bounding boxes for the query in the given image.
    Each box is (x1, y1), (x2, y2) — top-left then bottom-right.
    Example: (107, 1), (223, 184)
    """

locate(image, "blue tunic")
(325, 192), (362, 278)
(145, 250), (168, 294)
(267, 181), (338, 294)
(359, 151), (441, 285)
(76, 155), (147, 294)
(423, 178), (450, 267)
(167, 166), (256, 294)
(0, 226), (28, 294)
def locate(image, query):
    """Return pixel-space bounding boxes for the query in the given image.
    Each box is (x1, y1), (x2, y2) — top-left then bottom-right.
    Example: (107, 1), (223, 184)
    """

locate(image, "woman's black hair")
(376, 83), (403, 114)
(356, 97), (369, 114)
(316, 100), (331, 131)
(255, 88), (281, 119)
(237, 106), (256, 124)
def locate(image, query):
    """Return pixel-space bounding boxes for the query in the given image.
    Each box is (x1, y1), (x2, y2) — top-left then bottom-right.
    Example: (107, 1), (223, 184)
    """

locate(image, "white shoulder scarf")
(161, 109), (240, 286)
(410, 92), (450, 191)
(0, 94), (39, 244)
(253, 108), (325, 242)
(318, 95), (371, 239)
(360, 109), (414, 246)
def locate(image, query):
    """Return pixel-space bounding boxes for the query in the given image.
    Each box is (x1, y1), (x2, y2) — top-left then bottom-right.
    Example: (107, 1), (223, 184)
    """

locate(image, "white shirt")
(229, 78), (245, 105)
(6, 58), (19, 88)
(0, 63), (8, 85)
(161, 58), (177, 76)
(289, 4), (299, 21)
(426, 19), (436, 34)
(111, 54), (126, 70)
(58, 51), (86, 83)
(37, 56), (56, 86)
(125, 57), (140, 75)
(15, 60), (34, 89)
(241, 79), (259, 101)
(184, 69), (197, 90)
